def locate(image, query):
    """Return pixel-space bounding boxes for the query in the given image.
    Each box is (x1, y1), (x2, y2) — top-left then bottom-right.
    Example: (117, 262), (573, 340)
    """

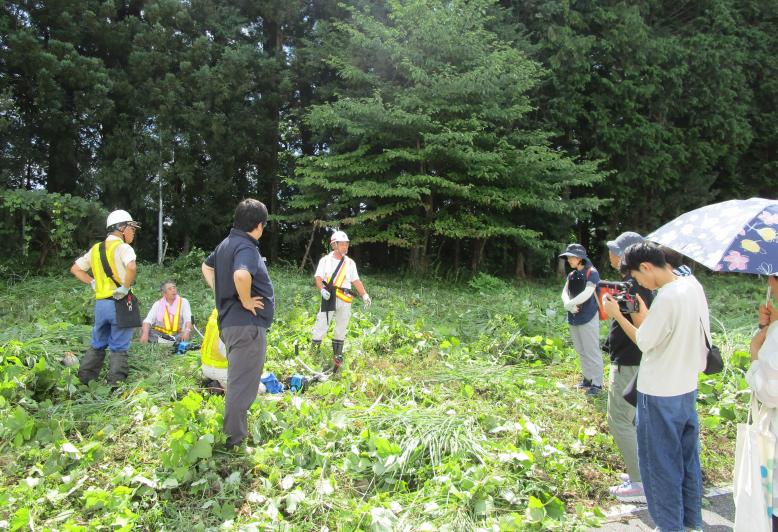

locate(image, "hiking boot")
(586, 384), (603, 396)
(610, 480), (646, 503)
(575, 378), (592, 389)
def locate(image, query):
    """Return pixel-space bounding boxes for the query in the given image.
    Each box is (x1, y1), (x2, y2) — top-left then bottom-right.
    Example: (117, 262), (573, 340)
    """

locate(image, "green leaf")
(188, 436), (213, 460)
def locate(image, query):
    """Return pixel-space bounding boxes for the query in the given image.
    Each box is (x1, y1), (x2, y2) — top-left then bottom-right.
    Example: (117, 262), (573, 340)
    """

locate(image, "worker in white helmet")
(311, 230), (371, 373)
(70, 209), (141, 386)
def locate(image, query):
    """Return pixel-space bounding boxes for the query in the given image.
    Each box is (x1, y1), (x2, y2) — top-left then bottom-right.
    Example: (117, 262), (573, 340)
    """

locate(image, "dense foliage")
(0, 262), (760, 529)
(1, 0), (776, 274)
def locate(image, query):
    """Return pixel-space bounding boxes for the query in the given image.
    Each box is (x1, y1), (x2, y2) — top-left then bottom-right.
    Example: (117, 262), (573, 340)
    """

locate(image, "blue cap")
(559, 243), (588, 260)
(607, 232), (644, 257)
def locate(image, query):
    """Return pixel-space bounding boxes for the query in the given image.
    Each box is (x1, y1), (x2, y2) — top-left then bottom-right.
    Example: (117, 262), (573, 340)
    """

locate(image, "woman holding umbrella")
(646, 196), (778, 530)
(746, 273), (778, 531)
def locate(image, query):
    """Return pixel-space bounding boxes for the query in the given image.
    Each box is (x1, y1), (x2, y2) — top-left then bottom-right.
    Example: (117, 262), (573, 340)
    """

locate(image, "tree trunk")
(264, 17), (283, 264)
(300, 221), (318, 273)
(408, 244), (421, 272)
(471, 238), (487, 274)
(269, 179), (279, 264)
(557, 257), (567, 277)
(46, 124), (78, 194)
(514, 249), (526, 280)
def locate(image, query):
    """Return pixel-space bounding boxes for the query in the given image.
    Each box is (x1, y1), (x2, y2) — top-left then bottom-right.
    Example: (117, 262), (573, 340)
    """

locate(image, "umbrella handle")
(768, 285), (773, 307)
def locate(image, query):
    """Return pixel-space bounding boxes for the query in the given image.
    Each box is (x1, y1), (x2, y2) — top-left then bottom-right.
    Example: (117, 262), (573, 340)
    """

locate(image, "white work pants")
(312, 297), (352, 341)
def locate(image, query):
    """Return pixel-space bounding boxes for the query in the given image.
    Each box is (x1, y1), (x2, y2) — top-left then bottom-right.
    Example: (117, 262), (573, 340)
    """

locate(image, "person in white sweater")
(746, 272), (778, 531)
(602, 242), (708, 532)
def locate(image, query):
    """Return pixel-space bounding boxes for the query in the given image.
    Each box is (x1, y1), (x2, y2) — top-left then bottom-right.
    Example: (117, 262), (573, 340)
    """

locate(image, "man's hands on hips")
(240, 295), (264, 316)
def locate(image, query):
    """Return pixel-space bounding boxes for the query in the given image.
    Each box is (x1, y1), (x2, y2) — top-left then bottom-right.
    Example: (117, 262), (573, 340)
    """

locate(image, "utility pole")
(158, 173), (163, 265)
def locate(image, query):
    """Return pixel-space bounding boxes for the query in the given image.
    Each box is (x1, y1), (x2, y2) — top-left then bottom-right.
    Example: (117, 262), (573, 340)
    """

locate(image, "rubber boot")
(78, 347), (106, 385)
(107, 351), (129, 386)
(331, 339), (345, 374)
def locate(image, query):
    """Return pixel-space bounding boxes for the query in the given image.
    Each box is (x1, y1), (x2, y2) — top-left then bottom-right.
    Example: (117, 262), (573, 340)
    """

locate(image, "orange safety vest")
(90, 240), (124, 300)
(328, 258), (353, 303)
(153, 297), (183, 335)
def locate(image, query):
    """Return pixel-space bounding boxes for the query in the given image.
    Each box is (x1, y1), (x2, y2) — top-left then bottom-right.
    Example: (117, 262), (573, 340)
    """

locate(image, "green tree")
(1, 0), (114, 194)
(290, 0), (605, 274)
(506, 0), (762, 251)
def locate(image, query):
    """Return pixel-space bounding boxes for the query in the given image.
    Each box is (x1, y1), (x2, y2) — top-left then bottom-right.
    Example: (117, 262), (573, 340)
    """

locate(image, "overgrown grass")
(0, 260), (762, 530)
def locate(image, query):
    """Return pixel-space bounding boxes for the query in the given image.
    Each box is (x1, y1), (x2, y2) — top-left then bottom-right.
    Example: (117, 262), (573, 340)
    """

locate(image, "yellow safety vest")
(90, 240), (123, 300)
(329, 258), (353, 303)
(153, 297), (183, 335)
(201, 309), (227, 369)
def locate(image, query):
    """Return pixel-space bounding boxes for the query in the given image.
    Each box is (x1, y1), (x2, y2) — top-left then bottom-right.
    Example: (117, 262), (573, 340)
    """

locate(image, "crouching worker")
(69, 210), (140, 386)
(200, 309), (265, 394)
(310, 230), (371, 373)
(140, 280), (192, 343)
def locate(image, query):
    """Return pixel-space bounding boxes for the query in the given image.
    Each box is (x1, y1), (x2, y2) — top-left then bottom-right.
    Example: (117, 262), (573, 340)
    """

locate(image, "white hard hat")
(106, 210), (141, 229)
(330, 230), (349, 243)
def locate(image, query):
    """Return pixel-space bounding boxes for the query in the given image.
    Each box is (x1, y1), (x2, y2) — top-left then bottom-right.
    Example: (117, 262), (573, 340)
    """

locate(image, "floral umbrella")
(647, 197), (778, 276)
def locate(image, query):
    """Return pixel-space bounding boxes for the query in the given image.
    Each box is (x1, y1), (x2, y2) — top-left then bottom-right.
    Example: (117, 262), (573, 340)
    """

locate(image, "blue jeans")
(91, 299), (134, 352)
(636, 390), (702, 531)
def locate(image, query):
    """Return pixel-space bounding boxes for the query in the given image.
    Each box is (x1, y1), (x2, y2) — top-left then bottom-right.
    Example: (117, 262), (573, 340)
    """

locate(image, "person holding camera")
(602, 232), (653, 502)
(602, 242), (709, 532)
(559, 243), (603, 395)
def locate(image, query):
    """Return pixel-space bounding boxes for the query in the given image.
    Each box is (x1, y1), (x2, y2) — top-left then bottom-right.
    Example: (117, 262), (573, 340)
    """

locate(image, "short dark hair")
(620, 242), (667, 275)
(659, 245), (685, 269)
(233, 199), (268, 232)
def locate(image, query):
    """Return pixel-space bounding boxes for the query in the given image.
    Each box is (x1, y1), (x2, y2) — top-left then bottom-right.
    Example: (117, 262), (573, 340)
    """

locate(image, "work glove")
(90, 279), (96, 291)
(564, 302), (579, 314)
(320, 287), (331, 300)
(112, 285), (130, 300)
(362, 293), (372, 309)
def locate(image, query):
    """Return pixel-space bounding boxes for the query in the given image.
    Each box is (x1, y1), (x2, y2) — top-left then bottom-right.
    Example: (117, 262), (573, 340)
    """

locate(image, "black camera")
(597, 280), (640, 314)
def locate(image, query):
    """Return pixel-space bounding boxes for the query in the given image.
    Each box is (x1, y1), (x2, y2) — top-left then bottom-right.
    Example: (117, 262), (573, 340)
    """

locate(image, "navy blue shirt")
(566, 266), (600, 325)
(205, 229), (275, 329)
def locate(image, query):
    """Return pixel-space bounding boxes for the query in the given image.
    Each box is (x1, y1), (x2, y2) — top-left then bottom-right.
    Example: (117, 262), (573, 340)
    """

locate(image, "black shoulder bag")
(99, 242), (142, 328)
(320, 257), (346, 314)
(702, 319), (723, 375)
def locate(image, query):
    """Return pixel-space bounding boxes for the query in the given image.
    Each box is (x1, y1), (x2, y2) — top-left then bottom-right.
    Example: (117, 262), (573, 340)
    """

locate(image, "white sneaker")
(610, 480), (647, 503)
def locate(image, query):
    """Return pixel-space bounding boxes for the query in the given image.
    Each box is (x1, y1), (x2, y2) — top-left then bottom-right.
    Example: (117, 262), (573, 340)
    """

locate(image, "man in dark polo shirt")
(201, 199), (275, 449)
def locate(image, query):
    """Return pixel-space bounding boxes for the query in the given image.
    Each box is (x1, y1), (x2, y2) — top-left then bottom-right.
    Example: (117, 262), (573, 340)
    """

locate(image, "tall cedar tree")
(290, 0), (606, 273)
